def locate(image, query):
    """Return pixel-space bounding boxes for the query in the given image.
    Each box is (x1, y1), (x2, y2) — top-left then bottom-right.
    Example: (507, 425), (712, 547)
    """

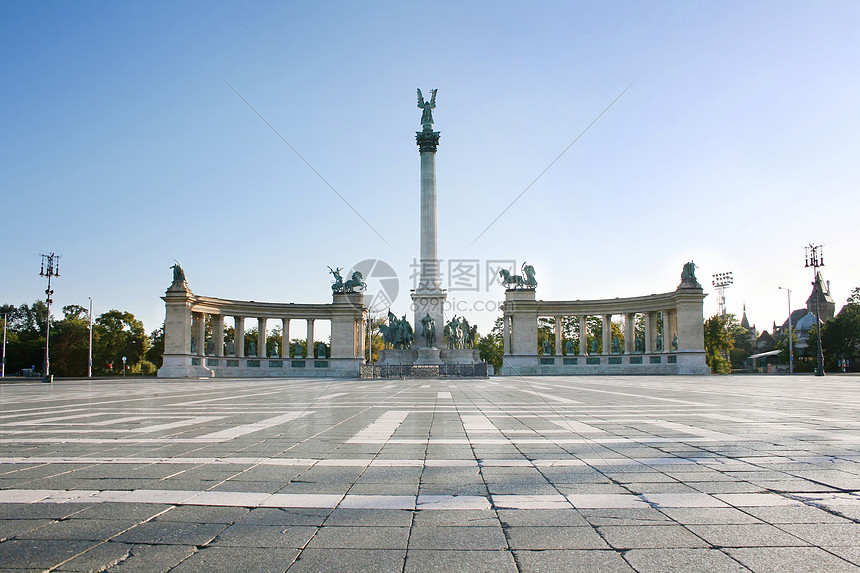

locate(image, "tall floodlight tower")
(39, 253), (60, 383)
(411, 89), (446, 361)
(805, 244), (826, 376)
(712, 271), (733, 316)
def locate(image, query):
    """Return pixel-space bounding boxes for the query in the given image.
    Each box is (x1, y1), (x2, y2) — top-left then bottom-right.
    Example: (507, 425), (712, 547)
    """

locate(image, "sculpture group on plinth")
(379, 311), (414, 350)
(444, 315), (477, 349)
(329, 266), (366, 293)
(499, 262), (537, 290)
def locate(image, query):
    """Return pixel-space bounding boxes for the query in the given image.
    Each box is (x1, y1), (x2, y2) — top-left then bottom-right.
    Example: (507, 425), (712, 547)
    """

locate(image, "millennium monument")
(158, 90), (707, 378)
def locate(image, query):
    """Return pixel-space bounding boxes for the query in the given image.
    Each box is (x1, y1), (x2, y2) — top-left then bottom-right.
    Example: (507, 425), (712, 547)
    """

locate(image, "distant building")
(806, 271), (835, 321)
(774, 271), (833, 352)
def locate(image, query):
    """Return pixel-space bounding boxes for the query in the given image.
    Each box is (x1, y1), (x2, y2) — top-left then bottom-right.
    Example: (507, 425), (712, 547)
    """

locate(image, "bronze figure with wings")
(417, 88), (438, 130)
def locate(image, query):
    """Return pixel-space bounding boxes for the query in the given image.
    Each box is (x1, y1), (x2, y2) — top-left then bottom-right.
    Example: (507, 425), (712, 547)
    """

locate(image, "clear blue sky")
(2, 1), (858, 337)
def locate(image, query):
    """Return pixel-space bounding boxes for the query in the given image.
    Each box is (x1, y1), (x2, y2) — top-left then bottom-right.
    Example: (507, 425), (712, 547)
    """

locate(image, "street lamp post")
(88, 297), (93, 379)
(39, 253), (60, 384)
(2, 313), (7, 378)
(804, 244), (825, 377)
(779, 287), (793, 374)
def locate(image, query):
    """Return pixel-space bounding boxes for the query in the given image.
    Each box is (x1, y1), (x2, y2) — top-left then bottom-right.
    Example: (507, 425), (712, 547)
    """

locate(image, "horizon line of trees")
(1, 301), (163, 377)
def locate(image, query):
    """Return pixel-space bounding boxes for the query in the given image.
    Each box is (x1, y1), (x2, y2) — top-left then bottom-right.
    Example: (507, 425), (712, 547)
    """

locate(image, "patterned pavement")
(1, 375), (859, 572)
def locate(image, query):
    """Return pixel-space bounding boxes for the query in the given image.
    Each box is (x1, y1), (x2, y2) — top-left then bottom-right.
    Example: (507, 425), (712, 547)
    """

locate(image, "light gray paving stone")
(287, 548), (405, 572)
(170, 546), (300, 573)
(53, 542), (196, 573)
(726, 546), (860, 572)
(505, 525), (610, 550)
(304, 525), (410, 549)
(406, 526), (507, 550)
(404, 549), (517, 572)
(623, 548), (749, 572)
(598, 524), (710, 549)
(686, 524), (811, 547)
(514, 549), (636, 572)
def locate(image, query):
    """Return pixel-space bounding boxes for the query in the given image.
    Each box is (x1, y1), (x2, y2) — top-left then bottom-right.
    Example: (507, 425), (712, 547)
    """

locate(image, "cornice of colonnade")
(171, 293), (366, 319)
(503, 287), (706, 316)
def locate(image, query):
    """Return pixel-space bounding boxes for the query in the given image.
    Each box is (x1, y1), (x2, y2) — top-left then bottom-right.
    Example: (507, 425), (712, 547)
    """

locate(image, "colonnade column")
(307, 319), (315, 359)
(235, 317), (244, 358)
(257, 318), (266, 358)
(602, 315), (611, 355)
(624, 313), (635, 354)
(663, 310), (675, 352)
(281, 319), (289, 359)
(212, 315), (224, 357)
(554, 316), (562, 356)
(503, 316), (510, 355)
(192, 312), (205, 356)
(579, 316), (588, 356)
(644, 312), (654, 353)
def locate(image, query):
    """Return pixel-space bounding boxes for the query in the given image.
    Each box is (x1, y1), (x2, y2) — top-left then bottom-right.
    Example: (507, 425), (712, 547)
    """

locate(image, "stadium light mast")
(712, 272), (734, 316)
(39, 253), (60, 383)
(805, 244), (825, 377)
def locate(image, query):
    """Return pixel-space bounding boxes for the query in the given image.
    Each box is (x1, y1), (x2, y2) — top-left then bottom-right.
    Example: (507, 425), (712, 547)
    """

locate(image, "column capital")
(416, 130), (441, 153)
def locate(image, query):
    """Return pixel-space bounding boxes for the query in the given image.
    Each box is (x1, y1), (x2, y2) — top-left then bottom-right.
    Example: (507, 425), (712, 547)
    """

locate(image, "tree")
(820, 296), (860, 371)
(704, 314), (733, 374)
(146, 327), (164, 367)
(93, 310), (149, 374)
(49, 305), (90, 376)
(477, 317), (504, 373)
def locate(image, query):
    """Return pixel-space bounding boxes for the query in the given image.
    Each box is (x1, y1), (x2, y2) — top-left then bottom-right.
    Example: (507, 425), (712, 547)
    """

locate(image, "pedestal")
(412, 290), (446, 348)
(414, 347), (444, 365)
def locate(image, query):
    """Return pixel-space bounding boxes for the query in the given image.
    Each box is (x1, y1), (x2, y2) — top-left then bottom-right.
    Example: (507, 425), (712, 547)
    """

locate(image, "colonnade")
(190, 314), (328, 359)
(158, 280), (366, 378)
(499, 277), (708, 375)
(501, 310), (677, 356)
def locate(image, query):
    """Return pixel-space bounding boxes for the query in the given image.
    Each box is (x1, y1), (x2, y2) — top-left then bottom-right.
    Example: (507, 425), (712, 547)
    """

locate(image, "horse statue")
(328, 266), (345, 293)
(522, 262), (537, 289)
(499, 268), (525, 289)
(378, 310), (413, 350)
(344, 270), (366, 292)
(445, 316), (465, 349)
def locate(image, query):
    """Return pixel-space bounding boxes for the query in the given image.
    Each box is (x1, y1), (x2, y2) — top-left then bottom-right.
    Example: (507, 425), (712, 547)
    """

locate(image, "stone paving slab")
(1, 375), (860, 571)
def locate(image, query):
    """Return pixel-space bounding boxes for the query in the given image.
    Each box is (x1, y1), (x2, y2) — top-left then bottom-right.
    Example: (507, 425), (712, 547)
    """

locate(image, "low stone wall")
(500, 352), (709, 376)
(158, 355), (362, 378)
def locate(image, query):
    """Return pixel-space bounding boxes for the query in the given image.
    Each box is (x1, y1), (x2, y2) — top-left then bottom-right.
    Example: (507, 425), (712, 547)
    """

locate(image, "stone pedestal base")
(412, 290), (446, 348)
(379, 349), (418, 365)
(415, 347), (444, 365)
(440, 348), (482, 364)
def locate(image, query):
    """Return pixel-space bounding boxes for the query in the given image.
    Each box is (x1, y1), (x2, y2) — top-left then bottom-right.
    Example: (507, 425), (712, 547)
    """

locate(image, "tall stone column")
(624, 313), (635, 354)
(644, 312), (655, 353)
(412, 127), (446, 349)
(307, 319), (315, 358)
(602, 315), (611, 355)
(192, 313), (205, 356)
(281, 319), (289, 358)
(235, 317), (244, 358)
(579, 316), (588, 356)
(213, 315), (224, 357)
(554, 316), (562, 356)
(257, 318), (267, 358)
(503, 315), (511, 355)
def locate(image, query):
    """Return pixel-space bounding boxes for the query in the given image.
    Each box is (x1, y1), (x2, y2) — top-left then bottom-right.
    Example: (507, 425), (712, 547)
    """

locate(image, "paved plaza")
(0, 375), (859, 572)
